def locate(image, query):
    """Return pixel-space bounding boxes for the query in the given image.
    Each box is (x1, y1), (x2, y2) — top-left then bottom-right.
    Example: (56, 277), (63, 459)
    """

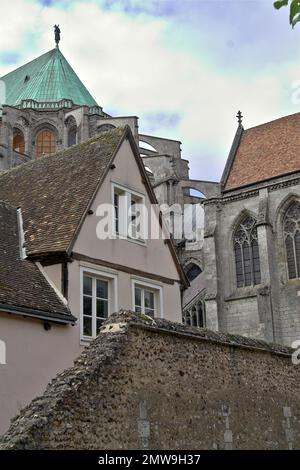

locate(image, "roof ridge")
(245, 110), (300, 132)
(0, 49), (56, 80)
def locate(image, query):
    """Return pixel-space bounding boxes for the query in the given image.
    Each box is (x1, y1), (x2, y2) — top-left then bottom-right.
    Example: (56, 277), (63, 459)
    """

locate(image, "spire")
(237, 110), (243, 127)
(0, 48), (99, 108)
(54, 25), (61, 48)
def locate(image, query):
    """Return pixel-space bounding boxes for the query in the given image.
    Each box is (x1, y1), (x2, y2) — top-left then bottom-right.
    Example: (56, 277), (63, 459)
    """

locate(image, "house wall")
(0, 313), (79, 435)
(1, 312), (299, 451)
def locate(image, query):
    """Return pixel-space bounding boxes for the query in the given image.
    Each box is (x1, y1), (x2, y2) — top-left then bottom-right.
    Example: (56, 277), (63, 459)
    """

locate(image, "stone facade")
(1, 311), (299, 450)
(204, 173), (300, 346)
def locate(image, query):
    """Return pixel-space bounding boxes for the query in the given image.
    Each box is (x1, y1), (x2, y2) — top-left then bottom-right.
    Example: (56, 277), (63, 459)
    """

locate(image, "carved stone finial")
(237, 110), (243, 126)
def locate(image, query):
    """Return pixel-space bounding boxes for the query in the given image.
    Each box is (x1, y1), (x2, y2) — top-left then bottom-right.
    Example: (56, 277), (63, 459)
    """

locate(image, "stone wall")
(0, 311), (299, 450)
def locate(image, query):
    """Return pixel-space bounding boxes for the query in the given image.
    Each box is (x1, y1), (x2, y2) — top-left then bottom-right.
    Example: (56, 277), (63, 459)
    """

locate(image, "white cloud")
(0, 0), (299, 180)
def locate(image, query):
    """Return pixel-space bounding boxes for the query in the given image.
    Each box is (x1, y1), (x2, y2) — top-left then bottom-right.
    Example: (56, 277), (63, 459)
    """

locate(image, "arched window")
(284, 201), (300, 279)
(234, 215), (261, 288)
(35, 130), (56, 159)
(13, 131), (25, 154)
(183, 301), (206, 328)
(185, 263), (202, 282)
(68, 126), (77, 147)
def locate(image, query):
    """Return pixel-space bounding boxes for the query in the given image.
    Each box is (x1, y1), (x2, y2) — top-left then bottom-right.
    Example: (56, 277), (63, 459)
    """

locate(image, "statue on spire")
(54, 25), (61, 48)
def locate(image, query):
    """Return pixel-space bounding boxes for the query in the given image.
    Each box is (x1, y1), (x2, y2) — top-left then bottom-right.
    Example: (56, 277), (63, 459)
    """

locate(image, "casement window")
(112, 184), (145, 242)
(132, 280), (163, 319)
(81, 268), (117, 340)
(284, 201), (300, 279)
(234, 215), (261, 288)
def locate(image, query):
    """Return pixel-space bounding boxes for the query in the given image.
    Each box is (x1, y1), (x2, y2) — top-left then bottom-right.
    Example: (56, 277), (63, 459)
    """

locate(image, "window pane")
(295, 231), (300, 278)
(83, 296), (92, 316)
(286, 236), (297, 279)
(83, 316), (92, 337)
(252, 240), (261, 285)
(198, 303), (204, 328)
(97, 299), (108, 319)
(243, 243), (252, 286)
(83, 276), (92, 296)
(114, 192), (119, 234)
(135, 287), (142, 307)
(96, 279), (108, 299)
(135, 306), (142, 314)
(234, 243), (244, 288)
(144, 290), (154, 310)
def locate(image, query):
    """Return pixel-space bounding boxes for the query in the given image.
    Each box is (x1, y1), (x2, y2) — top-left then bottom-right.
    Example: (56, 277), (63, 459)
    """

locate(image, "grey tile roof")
(0, 202), (74, 323)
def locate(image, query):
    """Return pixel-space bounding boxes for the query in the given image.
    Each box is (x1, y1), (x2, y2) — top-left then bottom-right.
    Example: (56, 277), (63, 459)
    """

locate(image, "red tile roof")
(224, 112), (300, 191)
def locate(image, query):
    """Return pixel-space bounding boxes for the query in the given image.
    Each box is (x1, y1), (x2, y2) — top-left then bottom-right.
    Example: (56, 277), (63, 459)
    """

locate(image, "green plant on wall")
(274, 0), (300, 28)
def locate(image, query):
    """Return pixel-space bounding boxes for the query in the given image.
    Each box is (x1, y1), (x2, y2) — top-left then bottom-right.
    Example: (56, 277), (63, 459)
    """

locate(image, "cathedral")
(0, 35), (299, 347)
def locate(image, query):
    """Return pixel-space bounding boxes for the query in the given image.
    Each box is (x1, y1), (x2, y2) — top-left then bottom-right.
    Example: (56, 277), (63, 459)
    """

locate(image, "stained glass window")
(35, 130), (56, 159)
(234, 215), (261, 288)
(284, 202), (300, 279)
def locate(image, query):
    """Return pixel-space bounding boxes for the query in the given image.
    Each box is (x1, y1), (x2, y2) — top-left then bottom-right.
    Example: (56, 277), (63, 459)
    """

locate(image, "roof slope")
(0, 127), (125, 256)
(182, 273), (206, 308)
(0, 202), (73, 322)
(0, 48), (98, 107)
(224, 112), (300, 191)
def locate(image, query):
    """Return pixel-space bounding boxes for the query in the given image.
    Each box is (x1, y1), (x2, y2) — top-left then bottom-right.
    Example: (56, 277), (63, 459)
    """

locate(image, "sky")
(0, 0), (300, 181)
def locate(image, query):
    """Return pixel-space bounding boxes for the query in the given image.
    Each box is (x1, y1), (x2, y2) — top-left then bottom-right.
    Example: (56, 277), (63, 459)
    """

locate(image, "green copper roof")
(0, 48), (98, 108)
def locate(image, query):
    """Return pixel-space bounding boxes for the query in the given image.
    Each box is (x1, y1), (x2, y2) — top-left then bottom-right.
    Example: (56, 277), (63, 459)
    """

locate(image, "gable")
(73, 138), (183, 282)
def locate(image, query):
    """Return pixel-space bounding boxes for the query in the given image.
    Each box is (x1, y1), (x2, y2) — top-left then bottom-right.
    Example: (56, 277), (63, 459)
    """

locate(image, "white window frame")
(112, 182), (146, 245)
(131, 278), (164, 319)
(80, 266), (118, 342)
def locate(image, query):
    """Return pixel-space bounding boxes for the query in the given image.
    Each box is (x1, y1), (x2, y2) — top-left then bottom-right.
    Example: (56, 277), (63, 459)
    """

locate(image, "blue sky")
(1, 0), (300, 181)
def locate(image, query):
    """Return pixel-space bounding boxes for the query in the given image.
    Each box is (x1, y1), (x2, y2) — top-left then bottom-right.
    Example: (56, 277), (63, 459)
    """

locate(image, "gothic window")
(234, 215), (261, 288)
(284, 201), (300, 279)
(35, 130), (56, 159)
(68, 126), (77, 147)
(185, 263), (202, 282)
(182, 301), (206, 328)
(13, 131), (25, 154)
